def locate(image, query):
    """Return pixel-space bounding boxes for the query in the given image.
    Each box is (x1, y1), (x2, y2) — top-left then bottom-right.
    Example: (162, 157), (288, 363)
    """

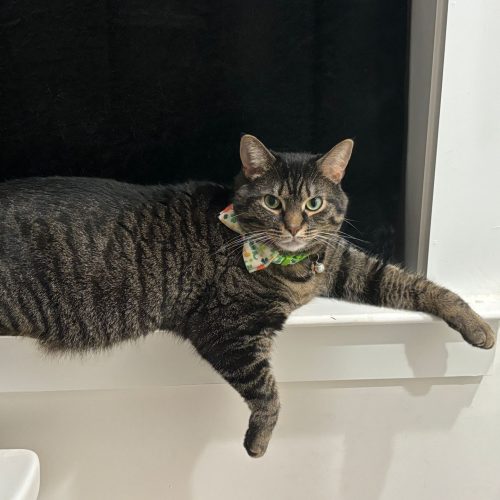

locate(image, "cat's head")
(233, 134), (353, 254)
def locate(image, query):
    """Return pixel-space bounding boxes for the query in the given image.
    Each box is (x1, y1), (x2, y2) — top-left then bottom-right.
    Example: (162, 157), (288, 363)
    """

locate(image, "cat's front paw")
(243, 424), (271, 458)
(457, 317), (496, 349)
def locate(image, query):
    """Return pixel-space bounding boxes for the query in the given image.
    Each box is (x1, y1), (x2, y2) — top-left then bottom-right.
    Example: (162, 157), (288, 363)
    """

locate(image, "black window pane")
(0, 0), (409, 260)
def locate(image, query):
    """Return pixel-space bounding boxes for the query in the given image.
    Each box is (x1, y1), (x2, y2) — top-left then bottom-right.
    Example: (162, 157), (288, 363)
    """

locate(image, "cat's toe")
(245, 445), (266, 458)
(464, 322), (496, 349)
(244, 428), (269, 458)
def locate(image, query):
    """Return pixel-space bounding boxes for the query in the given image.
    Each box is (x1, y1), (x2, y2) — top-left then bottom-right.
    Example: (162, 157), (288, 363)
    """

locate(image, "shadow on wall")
(276, 377), (480, 500)
(403, 332), (449, 395)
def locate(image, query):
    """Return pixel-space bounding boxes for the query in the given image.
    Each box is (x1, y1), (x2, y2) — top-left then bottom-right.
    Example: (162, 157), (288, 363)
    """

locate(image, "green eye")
(264, 195), (282, 210)
(306, 197), (323, 211)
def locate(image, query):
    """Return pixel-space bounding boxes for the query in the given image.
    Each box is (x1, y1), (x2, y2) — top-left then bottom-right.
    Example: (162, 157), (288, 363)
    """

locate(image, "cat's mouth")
(275, 238), (308, 252)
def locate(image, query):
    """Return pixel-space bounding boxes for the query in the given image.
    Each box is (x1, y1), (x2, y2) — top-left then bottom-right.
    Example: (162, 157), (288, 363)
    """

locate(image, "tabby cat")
(0, 135), (495, 457)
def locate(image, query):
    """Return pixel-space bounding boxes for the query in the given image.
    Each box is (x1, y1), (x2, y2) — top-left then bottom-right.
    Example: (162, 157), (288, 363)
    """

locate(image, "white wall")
(1, 360), (500, 500)
(427, 0), (500, 295)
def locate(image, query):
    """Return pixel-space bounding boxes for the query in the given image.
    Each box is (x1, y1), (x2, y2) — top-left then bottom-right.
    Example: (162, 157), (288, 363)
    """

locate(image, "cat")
(0, 135), (495, 457)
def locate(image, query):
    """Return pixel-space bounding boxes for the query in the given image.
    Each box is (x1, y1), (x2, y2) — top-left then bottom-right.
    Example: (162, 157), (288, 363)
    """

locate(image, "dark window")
(0, 0), (409, 260)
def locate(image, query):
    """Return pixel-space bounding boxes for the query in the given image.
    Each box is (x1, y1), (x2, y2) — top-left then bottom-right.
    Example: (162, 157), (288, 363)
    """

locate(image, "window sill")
(0, 296), (498, 393)
(288, 295), (500, 326)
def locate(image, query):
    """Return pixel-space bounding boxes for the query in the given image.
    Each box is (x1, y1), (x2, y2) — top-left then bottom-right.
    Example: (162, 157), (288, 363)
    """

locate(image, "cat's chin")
(276, 240), (308, 253)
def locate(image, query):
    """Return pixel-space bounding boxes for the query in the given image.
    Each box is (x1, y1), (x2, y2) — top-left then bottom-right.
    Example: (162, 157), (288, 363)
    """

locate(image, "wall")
(1, 360), (499, 500)
(427, 0), (500, 295)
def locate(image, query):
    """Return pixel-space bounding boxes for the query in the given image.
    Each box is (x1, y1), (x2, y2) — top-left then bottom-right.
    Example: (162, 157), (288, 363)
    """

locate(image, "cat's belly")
(0, 259), (165, 352)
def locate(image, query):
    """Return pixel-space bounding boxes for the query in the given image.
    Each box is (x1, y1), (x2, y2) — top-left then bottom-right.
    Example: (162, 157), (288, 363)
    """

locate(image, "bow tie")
(218, 204), (309, 273)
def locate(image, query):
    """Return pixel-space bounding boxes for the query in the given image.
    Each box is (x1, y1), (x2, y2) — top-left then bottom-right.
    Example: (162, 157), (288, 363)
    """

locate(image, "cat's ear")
(317, 139), (354, 183)
(240, 134), (276, 180)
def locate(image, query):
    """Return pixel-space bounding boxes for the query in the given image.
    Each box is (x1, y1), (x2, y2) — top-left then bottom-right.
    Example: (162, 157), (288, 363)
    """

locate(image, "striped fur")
(0, 146), (495, 457)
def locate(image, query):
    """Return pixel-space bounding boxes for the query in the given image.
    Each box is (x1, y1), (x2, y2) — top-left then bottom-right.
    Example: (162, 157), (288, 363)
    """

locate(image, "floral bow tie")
(218, 204), (309, 273)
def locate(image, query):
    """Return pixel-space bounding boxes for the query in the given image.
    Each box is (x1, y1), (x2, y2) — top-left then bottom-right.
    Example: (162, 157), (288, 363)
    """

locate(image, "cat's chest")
(285, 277), (321, 309)
(267, 265), (323, 312)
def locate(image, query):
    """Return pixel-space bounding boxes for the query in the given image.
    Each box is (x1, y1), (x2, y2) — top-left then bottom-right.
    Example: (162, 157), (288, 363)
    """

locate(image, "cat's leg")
(326, 245), (495, 349)
(193, 332), (279, 458)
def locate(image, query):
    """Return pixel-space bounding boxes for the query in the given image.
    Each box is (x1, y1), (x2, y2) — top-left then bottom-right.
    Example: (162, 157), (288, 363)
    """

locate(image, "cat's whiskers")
(215, 230), (280, 259)
(306, 230), (351, 249)
(312, 234), (366, 255)
(312, 236), (349, 254)
(223, 233), (275, 260)
(336, 230), (368, 244)
(342, 218), (362, 233)
(213, 231), (269, 256)
(309, 229), (366, 252)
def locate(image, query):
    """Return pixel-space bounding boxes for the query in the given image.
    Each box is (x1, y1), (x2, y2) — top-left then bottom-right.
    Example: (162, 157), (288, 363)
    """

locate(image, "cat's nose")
(284, 210), (303, 236)
(287, 225), (301, 236)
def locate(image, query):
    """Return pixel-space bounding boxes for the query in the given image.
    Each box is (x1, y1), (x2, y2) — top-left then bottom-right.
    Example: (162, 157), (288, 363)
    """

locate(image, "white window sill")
(0, 296), (498, 393)
(288, 295), (500, 326)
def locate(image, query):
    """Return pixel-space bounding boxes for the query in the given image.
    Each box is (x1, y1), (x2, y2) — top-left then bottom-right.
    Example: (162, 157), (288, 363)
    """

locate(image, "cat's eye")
(264, 195), (282, 210)
(305, 196), (323, 211)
